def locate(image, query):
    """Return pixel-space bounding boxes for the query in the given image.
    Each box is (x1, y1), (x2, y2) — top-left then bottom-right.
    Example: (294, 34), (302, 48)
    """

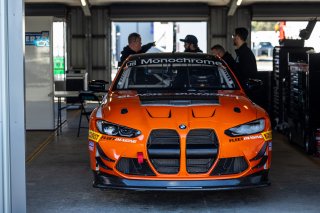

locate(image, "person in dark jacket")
(118, 32), (155, 67)
(180, 35), (203, 53)
(232, 27), (258, 85)
(211, 44), (238, 77)
(233, 27), (264, 106)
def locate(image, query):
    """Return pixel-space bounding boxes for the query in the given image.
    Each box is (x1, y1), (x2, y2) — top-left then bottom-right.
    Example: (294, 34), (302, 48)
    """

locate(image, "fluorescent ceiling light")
(228, 0), (239, 16)
(80, 0), (91, 16)
(81, 0), (87, 7)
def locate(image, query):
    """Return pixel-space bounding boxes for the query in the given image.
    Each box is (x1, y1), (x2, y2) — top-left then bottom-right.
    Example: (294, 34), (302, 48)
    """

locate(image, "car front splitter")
(93, 170), (270, 191)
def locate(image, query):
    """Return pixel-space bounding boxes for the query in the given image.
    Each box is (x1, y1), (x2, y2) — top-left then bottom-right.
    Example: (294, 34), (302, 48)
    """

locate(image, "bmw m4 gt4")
(88, 53), (272, 191)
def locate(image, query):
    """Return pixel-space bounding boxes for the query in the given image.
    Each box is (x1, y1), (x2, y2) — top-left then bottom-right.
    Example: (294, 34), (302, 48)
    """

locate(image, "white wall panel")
(25, 16), (55, 130)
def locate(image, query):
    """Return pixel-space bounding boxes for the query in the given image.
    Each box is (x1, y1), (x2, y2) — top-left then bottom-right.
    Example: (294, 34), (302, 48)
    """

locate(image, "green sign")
(54, 57), (65, 75)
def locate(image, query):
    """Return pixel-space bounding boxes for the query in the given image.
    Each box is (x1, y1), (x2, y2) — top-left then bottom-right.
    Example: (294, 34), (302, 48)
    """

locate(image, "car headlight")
(224, 119), (265, 137)
(96, 120), (141, 138)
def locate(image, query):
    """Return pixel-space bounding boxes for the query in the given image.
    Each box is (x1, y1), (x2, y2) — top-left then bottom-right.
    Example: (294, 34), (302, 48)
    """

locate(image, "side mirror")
(244, 78), (263, 90)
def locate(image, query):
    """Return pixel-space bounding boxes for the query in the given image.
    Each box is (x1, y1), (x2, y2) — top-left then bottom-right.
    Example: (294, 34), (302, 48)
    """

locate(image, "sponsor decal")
(117, 92), (238, 99)
(261, 130), (272, 141)
(229, 134), (264, 142)
(88, 141), (94, 152)
(88, 130), (102, 142)
(243, 135), (263, 140)
(25, 31), (49, 47)
(105, 137), (116, 141)
(127, 60), (136, 67)
(104, 136), (137, 144)
(229, 137), (244, 142)
(115, 138), (137, 143)
(127, 58), (222, 67)
(268, 142), (272, 151)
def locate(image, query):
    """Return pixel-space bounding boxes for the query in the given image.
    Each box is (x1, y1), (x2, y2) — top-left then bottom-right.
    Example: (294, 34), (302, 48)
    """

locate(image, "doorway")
(111, 21), (207, 80)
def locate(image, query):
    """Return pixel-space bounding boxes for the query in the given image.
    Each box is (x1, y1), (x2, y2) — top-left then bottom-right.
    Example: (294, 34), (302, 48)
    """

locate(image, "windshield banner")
(127, 58), (222, 67)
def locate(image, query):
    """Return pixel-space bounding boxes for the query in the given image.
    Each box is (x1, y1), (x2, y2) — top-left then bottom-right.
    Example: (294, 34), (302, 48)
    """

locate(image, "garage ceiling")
(24, 0), (320, 6)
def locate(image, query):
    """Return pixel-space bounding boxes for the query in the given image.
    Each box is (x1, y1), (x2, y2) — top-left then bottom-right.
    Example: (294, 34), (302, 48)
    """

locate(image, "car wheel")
(288, 130), (293, 144)
(304, 130), (315, 155)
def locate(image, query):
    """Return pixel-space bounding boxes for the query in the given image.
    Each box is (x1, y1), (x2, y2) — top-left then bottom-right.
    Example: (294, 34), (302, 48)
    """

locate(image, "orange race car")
(88, 53), (272, 191)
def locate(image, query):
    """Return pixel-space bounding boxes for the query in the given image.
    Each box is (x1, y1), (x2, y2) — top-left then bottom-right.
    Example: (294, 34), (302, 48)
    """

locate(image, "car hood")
(98, 90), (262, 128)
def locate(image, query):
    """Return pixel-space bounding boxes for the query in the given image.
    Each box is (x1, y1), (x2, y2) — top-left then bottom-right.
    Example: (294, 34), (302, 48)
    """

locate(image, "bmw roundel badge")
(179, 124), (187, 129)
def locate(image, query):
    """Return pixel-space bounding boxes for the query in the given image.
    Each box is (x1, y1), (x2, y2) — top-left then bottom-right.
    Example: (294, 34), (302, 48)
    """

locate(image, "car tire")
(304, 130), (316, 155)
(288, 130), (294, 144)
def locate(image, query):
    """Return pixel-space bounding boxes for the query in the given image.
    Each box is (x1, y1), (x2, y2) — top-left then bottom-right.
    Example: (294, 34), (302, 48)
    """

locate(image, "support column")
(0, 0), (26, 212)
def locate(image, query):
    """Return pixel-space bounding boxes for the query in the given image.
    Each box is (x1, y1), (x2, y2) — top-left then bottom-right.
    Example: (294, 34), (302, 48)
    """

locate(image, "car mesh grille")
(147, 129), (180, 174)
(186, 129), (219, 174)
(211, 157), (248, 176)
(116, 158), (155, 176)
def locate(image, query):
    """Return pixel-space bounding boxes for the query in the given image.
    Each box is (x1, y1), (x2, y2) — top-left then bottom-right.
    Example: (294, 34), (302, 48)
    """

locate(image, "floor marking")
(26, 132), (55, 164)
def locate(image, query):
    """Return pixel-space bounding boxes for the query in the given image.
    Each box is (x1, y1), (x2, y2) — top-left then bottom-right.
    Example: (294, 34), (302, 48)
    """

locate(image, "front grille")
(186, 129), (219, 173)
(211, 157), (248, 176)
(147, 129), (180, 174)
(116, 158), (155, 176)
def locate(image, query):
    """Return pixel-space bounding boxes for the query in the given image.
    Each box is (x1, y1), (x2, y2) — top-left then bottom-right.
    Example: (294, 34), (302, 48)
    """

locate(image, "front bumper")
(93, 170), (270, 191)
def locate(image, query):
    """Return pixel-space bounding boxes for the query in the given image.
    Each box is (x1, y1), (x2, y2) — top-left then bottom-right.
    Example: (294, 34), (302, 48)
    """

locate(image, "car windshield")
(114, 58), (239, 92)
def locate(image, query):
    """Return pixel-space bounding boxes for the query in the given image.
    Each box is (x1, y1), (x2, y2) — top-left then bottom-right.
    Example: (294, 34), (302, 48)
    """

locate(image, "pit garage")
(1, 0), (320, 212)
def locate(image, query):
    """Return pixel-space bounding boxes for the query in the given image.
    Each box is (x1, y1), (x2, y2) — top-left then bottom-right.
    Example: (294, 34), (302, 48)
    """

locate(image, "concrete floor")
(26, 110), (320, 213)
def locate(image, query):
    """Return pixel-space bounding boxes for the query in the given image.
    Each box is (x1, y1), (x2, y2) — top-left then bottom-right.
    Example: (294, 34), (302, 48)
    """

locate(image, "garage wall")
(209, 7), (228, 52)
(91, 8), (111, 82)
(68, 8), (111, 83)
(26, 4), (253, 84)
(27, 3), (320, 84)
(23, 2), (320, 87)
(209, 7), (251, 57)
(68, 4), (212, 82)
(68, 4), (252, 82)
(68, 8), (87, 70)
(109, 3), (209, 21)
(252, 4), (320, 21)
(25, 16), (56, 130)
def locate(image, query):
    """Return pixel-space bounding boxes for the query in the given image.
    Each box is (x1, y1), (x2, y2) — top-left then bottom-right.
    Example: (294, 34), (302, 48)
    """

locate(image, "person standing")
(233, 27), (265, 107)
(211, 44), (237, 76)
(180, 35), (203, 53)
(118, 32), (155, 67)
(232, 27), (258, 85)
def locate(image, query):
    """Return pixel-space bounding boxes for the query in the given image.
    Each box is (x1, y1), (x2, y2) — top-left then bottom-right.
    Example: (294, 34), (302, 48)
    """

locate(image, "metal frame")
(0, 0), (26, 212)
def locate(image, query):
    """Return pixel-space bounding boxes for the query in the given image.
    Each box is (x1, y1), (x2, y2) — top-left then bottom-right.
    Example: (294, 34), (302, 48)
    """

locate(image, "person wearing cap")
(180, 35), (203, 53)
(118, 32), (155, 67)
(232, 27), (258, 84)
